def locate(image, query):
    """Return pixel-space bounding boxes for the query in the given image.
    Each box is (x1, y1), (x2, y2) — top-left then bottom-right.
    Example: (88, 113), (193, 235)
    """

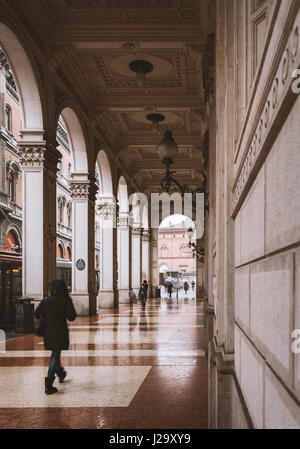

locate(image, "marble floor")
(0, 297), (208, 429)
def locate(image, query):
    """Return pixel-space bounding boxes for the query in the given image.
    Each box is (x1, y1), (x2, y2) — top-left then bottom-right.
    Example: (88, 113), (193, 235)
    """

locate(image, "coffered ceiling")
(15, 0), (216, 192)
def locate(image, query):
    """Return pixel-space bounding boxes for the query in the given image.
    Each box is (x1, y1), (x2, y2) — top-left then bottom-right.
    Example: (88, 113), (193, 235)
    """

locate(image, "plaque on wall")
(76, 259), (85, 271)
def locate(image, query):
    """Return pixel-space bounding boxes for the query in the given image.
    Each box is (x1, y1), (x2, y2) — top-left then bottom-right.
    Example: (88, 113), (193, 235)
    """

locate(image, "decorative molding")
(131, 226), (142, 238)
(117, 214), (129, 229)
(69, 181), (98, 201)
(18, 142), (61, 172)
(98, 202), (116, 219)
(232, 5), (300, 215)
(142, 230), (151, 242)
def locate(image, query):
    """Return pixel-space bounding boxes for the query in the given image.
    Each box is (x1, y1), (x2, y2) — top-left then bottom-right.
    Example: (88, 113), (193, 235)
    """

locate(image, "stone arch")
(117, 176), (129, 213)
(58, 107), (88, 174)
(57, 241), (65, 258)
(5, 226), (21, 252)
(0, 23), (44, 134)
(96, 149), (113, 196)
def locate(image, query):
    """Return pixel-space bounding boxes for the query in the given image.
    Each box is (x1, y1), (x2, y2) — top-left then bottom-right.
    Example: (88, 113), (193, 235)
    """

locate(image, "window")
(58, 196), (66, 224)
(8, 172), (15, 202)
(161, 246), (168, 258)
(6, 160), (20, 203)
(65, 246), (71, 260)
(57, 244), (63, 259)
(67, 202), (72, 228)
(6, 230), (20, 252)
(5, 104), (12, 132)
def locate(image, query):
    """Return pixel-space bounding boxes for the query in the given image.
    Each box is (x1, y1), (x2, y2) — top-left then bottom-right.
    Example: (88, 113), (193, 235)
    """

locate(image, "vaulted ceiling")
(14, 0), (216, 193)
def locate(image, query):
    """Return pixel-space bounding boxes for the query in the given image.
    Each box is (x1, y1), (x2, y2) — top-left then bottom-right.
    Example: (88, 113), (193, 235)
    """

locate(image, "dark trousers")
(141, 297), (147, 310)
(47, 350), (62, 378)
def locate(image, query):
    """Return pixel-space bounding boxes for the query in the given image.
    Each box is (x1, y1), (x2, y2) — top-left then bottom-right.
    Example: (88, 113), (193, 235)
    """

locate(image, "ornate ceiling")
(13, 0), (215, 192)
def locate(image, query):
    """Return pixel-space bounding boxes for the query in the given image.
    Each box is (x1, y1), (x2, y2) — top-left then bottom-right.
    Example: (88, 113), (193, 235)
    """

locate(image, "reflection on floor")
(0, 297), (208, 429)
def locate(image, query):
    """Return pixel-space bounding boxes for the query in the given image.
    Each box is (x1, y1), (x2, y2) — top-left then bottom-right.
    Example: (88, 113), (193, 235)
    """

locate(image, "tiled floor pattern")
(0, 297), (208, 429)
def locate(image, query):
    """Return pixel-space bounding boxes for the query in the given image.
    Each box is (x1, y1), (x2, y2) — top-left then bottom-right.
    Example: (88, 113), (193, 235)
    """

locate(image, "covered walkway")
(0, 298), (207, 429)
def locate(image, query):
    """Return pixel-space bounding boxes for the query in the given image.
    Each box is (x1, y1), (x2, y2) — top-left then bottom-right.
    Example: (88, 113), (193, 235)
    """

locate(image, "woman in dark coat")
(35, 279), (77, 395)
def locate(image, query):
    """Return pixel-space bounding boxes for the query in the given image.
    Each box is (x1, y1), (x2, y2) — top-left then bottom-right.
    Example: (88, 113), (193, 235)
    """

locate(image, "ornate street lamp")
(186, 227), (205, 263)
(157, 130), (207, 209)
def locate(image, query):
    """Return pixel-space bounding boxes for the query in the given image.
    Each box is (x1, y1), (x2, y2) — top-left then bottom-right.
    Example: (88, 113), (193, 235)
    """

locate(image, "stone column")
(0, 65), (6, 193)
(19, 140), (60, 300)
(150, 228), (158, 297)
(117, 212), (130, 304)
(131, 224), (142, 295)
(69, 179), (98, 316)
(141, 229), (151, 284)
(98, 198), (116, 308)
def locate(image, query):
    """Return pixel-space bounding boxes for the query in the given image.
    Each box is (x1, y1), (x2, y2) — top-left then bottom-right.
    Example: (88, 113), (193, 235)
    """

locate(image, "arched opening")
(158, 214), (196, 299)
(56, 243), (64, 259)
(5, 104), (12, 132)
(65, 246), (71, 261)
(56, 107), (94, 315)
(95, 149), (115, 309)
(6, 229), (20, 252)
(0, 24), (45, 302)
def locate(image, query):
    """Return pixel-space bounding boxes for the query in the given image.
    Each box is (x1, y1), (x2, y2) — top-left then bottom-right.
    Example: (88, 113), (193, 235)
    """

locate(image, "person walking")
(167, 282), (173, 299)
(184, 281), (189, 294)
(35, 279), (77, 395)
(191, 280), (195, 291)
(138, 280), (148, 312)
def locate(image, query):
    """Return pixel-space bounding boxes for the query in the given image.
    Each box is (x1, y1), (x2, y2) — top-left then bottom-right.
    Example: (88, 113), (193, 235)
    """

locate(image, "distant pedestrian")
(138, 280), (148, 311)
(167, 282), (173, 299)
(35, 279), (77, 395)
(191, 280), (195, 291)
(184, 281), (189, 294)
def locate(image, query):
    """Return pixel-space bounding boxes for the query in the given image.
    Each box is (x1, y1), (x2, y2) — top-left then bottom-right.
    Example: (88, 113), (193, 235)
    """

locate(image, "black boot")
(45, 377), (58, 395)
(56, 367), (67, 383)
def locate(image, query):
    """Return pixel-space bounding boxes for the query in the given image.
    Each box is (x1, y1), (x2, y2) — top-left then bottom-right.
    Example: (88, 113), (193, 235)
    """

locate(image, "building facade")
(158, 223), (196, 276)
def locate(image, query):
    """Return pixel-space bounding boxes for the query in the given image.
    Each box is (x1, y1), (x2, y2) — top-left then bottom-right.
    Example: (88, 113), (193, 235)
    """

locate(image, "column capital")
(18, 140), (60, 173)
(70, 180), (98, 201)
(117, 212), (129, 229)
(142, 229), (151, 242)
(131, 226), (142, 238)
(98, 201), (116, 220)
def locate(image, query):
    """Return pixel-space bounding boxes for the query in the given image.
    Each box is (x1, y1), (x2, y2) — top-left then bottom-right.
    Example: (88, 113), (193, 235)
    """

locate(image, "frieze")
(232, 10), (300, 214)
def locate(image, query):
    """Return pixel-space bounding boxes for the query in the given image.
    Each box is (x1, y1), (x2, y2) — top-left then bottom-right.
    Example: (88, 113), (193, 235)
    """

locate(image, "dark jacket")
(138, 285), (147, 300)
(35, 295), (76, 351)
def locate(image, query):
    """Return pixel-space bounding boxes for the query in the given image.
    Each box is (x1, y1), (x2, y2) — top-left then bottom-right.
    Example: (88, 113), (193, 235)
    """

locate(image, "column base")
(71, 294), (96, 317)
(208, 337), (253, 429)
(98, 290), (115, 309)
(118, 288), (130, 304)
